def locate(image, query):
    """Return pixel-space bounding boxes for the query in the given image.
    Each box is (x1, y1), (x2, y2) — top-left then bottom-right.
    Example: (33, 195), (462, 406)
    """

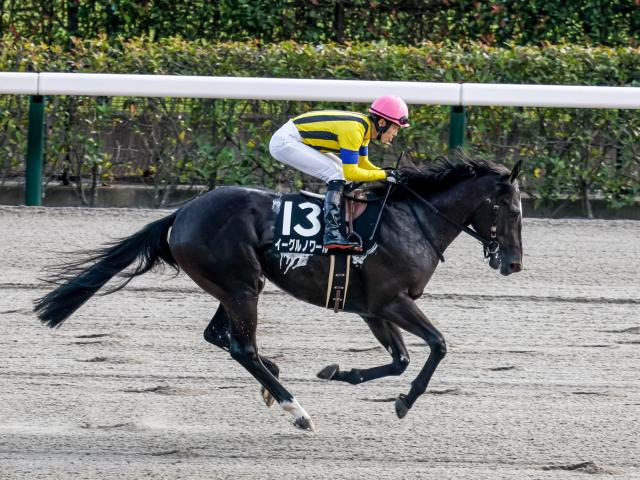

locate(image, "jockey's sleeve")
(340, 148), (386, 181)
(357, 146), (381, 170)
(342, 163), (387, 182)
(338, 127), (386, 182)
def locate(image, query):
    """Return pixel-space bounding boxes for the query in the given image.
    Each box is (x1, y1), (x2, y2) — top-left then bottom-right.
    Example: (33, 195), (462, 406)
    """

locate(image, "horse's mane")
(372, 155), (510, 199)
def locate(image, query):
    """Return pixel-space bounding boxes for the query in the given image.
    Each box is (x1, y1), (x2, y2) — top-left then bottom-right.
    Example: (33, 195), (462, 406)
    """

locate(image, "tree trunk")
(41, 0), (55, 44)
(0, 0), (5, 37)
(334, 1), (345, 43)
(67, 0), (79, 40)
(580, 179), (593, 219)
(62, 97), (76, 187)
(105, 1), (119, 38)
(90, 160), (98, 207)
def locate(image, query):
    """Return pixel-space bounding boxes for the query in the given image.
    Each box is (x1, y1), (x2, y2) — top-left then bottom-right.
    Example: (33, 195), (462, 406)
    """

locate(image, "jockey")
(269, 95), (409, 250)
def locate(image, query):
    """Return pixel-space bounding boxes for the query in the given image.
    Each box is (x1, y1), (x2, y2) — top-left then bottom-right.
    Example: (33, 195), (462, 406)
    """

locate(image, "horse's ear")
(509, 160), (522, 183)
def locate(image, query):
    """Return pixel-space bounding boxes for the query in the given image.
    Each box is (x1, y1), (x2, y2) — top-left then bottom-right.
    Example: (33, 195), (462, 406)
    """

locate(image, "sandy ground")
(0, 205), (639, 479)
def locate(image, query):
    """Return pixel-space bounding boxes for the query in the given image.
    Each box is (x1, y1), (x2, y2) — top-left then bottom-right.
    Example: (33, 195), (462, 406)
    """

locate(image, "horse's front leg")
(317, 315), (410, 384)
(381, 293), (447, 419)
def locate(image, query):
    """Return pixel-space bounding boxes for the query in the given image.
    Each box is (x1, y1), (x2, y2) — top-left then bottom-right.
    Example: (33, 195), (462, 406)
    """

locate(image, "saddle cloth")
(273, 190), (382, 255)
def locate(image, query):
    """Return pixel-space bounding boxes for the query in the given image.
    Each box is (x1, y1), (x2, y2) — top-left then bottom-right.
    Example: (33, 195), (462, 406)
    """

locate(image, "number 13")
(282, 201), (322, 237)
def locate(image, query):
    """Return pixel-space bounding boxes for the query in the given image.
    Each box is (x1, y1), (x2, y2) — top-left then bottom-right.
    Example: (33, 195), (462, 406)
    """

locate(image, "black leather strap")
(407, 199), (446, 263)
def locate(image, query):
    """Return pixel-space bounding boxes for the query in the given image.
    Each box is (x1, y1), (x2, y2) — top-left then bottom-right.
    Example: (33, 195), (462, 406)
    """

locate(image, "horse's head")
(470, 161), (523, 276)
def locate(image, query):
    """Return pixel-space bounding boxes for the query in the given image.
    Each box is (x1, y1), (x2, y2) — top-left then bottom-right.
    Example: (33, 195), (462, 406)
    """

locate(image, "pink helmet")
(369, 95), (410, 127)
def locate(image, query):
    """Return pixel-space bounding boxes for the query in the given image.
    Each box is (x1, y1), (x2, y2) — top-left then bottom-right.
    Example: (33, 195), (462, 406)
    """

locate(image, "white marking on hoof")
(280, 398), (315, 431)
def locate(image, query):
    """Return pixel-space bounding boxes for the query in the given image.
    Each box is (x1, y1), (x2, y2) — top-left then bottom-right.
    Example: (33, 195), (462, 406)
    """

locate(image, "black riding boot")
(323, 180), (360, 250)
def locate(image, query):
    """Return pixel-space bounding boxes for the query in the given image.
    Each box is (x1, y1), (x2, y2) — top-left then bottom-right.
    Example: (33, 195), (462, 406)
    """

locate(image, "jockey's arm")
(340, 148), (386, 182)
(357, 146), (380, 170)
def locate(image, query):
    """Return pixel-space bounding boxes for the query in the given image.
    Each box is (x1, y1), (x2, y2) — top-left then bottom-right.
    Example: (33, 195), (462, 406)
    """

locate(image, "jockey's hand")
(386, 170), (401, 184)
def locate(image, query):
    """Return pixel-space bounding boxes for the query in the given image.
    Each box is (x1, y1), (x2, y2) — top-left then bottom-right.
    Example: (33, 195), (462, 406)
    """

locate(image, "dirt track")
(1, 205), (639, 479)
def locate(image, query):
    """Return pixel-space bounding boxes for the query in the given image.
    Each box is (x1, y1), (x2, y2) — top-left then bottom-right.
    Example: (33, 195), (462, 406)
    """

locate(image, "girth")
(325, 254), (351, 312)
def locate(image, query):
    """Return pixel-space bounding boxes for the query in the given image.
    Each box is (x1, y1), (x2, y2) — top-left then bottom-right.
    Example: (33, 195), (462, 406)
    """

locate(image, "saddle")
(300, 188), (368, 236)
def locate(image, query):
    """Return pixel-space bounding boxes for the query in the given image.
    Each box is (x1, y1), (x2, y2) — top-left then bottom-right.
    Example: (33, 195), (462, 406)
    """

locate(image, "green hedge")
(1, 37), (639, 209)
(4, 1), (640, 46)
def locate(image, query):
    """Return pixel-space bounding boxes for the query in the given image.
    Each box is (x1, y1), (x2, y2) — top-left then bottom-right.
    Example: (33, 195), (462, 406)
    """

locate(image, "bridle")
(398, 180), (501, 264)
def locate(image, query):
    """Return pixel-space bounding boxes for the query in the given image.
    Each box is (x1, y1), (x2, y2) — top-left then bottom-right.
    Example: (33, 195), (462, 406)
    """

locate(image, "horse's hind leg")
(223, 292), (314, 431)
(317, 315), (410, 384)
(204, 303), (280, 407)
(172, 230), (309, 429)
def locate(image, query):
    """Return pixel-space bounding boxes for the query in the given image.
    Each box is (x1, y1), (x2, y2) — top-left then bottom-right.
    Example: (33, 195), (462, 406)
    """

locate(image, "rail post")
(448, 105), (465, 152)
(25, 95), (45, 206)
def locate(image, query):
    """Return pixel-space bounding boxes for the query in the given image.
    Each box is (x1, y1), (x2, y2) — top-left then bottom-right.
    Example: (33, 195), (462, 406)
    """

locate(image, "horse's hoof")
(261, 387), (274, 408)
(293, 416), (316, 432)
(317, 364), (339, 380)
(395, 394), (411, 419)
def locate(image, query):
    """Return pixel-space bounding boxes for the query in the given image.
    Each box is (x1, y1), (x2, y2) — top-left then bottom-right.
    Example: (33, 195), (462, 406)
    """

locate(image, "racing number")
(281, 201), (322, 237)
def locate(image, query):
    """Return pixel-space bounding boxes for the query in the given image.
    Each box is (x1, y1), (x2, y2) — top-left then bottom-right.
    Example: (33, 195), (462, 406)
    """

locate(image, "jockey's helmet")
(369, 95), (410, 128)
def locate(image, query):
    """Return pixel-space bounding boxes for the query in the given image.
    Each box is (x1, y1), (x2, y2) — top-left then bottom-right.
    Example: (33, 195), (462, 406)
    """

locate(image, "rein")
(344, 148), (501, 263)
(398, 181), (500, 263)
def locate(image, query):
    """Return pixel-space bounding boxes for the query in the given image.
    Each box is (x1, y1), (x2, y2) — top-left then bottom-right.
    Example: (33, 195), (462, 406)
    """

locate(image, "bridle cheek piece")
(483, 203), (501, 268)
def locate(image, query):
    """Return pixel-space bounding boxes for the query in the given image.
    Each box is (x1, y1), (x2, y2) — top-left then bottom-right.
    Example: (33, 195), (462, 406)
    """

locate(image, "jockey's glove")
(386, 170), (401, 184)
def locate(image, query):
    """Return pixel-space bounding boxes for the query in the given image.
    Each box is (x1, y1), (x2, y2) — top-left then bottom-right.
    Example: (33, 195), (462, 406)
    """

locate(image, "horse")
(34, 157), (523, 431)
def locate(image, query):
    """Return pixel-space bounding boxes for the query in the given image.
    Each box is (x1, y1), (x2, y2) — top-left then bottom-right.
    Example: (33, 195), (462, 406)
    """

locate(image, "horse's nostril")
(510, 262), (522, 272)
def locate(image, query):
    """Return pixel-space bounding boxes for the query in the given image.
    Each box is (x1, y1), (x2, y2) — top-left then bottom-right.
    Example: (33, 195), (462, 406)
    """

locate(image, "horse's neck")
(428, 175), (497, 251)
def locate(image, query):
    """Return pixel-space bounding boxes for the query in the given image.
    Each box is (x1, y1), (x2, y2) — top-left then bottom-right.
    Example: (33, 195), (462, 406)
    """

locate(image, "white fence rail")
(0, 72), (39, 95)
(1, 72), (640, 109)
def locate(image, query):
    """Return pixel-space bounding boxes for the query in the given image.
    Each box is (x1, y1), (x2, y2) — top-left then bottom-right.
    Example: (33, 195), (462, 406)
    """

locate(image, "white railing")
(1, 72), (640, 109)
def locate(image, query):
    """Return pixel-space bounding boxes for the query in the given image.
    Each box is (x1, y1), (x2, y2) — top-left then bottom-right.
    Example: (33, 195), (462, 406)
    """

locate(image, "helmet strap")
(370, 114), (390, 140)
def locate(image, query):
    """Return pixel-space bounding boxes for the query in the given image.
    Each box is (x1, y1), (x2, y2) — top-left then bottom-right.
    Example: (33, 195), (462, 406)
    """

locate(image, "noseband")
(398, 181), (501, 263)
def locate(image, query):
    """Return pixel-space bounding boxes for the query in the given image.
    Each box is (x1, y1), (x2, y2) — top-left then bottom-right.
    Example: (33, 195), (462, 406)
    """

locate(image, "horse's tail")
(34, 212), (178, 328)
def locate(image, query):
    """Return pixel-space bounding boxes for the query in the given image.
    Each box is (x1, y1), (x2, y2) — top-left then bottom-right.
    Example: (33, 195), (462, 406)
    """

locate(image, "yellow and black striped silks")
(292, 110), (386, 182)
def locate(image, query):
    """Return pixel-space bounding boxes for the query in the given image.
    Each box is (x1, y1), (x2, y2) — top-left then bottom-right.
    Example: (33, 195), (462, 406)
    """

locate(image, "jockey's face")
(379, 121), (400, 144)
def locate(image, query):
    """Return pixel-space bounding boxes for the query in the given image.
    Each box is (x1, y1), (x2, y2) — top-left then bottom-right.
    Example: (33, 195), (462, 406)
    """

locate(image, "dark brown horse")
(34, 157), (523, 431)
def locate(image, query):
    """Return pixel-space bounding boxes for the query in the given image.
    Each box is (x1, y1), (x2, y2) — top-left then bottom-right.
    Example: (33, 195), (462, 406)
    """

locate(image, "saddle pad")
(273, 192), (382, 255)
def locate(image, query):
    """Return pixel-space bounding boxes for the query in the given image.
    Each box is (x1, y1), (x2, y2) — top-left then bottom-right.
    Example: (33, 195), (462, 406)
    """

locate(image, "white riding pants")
(269, 120), (344, 183)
